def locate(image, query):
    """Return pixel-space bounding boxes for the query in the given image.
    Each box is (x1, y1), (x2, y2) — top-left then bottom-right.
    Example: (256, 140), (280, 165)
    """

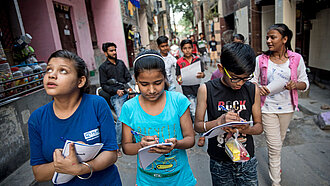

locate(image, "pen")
(219, 105), (229, 112)
(131, 130), (146, 137)
(219, 105), (245, 122)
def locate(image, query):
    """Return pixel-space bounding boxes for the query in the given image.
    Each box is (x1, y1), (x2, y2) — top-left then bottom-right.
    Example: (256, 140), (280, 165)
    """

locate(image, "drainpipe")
(13, 0), (25, 35)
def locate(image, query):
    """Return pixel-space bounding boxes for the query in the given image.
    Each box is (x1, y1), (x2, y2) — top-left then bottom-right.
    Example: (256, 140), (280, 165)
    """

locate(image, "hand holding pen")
(218, 105), (249, 133)
(131, 130), (159, 148)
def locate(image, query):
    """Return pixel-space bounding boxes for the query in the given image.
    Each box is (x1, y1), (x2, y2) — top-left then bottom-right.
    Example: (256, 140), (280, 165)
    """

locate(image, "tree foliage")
(169, 0), (194, 28)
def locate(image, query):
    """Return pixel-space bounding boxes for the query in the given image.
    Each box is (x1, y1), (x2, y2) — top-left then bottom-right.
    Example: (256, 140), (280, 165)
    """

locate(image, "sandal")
(197, 137), (205, 147)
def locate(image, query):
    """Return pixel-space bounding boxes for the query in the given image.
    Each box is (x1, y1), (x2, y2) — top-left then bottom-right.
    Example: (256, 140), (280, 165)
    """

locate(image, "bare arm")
(122, 123), (159, 155)
(174, 108), (195, 149)
(32, 163), (55, 181)
(195, 84), (226, 133)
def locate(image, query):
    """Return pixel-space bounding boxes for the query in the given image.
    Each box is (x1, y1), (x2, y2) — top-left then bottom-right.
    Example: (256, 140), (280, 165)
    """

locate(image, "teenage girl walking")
(120, 50), (196, 186)
(251, 23), (309, 186)
(28, 50), (121, 185)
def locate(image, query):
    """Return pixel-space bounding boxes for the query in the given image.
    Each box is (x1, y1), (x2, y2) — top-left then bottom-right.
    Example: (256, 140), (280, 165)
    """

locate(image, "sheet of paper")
(52, 140), (104, 184)
(202, 121), (253, 139)
(266, 78), (287, 95)
(181, 61), (202, 86)
(266, 71), (290, 96)
(138, 142), (173, 170)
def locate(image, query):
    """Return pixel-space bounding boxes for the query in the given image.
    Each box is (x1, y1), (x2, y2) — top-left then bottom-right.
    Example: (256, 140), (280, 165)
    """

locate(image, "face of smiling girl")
(136, 69), (166, 102)
(44, 57), (85, 97)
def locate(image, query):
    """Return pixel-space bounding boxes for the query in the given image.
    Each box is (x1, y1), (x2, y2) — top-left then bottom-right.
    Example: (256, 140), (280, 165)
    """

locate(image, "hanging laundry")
(130, 0), (140, 8)
(128, 1), (136, 17)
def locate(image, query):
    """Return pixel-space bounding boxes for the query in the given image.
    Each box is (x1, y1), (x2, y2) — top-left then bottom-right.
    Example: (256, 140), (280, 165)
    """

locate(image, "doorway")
(54, 2), (77, 54)
(123, 24), (135, 68)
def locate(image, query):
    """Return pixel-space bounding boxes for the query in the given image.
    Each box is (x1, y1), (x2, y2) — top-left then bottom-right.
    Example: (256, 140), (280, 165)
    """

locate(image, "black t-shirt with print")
(209, 41), (217, 51)
(205, 79), (255, 162)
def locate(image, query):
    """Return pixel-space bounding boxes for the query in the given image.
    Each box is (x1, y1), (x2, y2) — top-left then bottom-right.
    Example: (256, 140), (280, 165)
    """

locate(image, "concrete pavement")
(2, 64), (330, 186)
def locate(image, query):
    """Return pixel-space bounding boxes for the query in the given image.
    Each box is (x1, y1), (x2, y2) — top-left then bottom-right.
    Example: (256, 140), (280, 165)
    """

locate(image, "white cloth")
(163, 53), (177, 85)
(250, 56), (309, 114)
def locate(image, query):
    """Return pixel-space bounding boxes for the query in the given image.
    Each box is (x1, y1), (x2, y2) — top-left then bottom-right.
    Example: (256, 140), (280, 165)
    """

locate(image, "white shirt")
(162, 53), (177, 85)
(250, 56), (309, 113)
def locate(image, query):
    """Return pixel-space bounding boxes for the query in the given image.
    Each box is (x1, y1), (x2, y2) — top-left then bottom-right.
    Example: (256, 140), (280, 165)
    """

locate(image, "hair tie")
(133, 54), (165, 68)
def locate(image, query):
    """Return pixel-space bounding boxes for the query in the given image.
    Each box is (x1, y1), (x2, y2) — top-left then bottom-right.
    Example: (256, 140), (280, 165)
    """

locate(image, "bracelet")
(203, 122), (207, 132)
(77, 162), (93, 180)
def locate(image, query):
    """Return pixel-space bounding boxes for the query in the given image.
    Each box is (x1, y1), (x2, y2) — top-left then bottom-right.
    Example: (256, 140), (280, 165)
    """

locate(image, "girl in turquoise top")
(120, 50), (196, 186)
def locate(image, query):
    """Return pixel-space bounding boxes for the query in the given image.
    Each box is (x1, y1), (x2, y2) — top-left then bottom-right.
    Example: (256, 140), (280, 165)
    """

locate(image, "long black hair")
(220, 42), (256, 75)
(48, 50), (90, 94)
(133, 50), (169, 90)
(265, 23), (293, 56)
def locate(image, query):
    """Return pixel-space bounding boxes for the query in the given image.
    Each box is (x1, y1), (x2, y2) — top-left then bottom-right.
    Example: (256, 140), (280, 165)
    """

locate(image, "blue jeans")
(168, 84), (176, 91)
(186, 95), (196, 125)
(110, 94), (128, 145)
(210, 157), (258, 186)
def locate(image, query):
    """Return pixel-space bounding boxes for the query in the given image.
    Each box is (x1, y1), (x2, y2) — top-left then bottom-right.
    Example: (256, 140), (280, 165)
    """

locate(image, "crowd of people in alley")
(27, 23), (309, 186)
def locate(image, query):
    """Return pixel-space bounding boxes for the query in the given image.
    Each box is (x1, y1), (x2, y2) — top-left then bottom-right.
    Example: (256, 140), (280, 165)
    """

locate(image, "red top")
(192, 43), (198, 54)
(176, 55), (200, 69)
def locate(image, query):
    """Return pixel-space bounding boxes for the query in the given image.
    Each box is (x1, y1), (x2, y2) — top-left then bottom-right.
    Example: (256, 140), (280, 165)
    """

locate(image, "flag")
(129, 0), (140, 8)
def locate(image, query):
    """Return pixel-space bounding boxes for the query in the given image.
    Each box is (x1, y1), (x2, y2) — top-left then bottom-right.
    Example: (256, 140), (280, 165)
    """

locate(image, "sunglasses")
(223, 67), (254, 83)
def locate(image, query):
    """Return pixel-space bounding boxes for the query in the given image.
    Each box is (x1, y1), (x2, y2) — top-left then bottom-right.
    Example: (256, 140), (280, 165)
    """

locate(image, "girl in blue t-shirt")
(120, 50), (196, 186)
(28, 50), (121, 185)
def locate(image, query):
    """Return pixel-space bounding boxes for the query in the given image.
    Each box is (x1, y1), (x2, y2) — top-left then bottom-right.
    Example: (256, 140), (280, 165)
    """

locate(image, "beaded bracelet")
(77, 162), (93, 180)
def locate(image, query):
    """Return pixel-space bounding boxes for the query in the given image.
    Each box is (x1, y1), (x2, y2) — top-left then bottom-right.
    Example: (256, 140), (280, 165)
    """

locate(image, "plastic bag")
(225, 130), (250, 162)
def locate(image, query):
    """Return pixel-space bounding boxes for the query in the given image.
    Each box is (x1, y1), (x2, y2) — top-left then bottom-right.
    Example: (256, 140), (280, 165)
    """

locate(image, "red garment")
(176, 55), (200, 69)
(192, 43), (198, 55)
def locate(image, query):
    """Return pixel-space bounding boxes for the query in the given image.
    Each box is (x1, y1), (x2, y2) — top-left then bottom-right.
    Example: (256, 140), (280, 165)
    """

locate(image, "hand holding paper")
(52, 140), (103, 184)
(53, 143), (80, 175)
(138, 142), (173, 169)
(202, 121), (253, 139)
(181, 61), (202, 85)
(140, 135), (159, 147)
(148, 138), (176, 154)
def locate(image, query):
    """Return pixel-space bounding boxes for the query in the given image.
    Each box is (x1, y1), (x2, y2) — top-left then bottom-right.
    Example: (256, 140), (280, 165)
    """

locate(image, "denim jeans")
(168, 84), (176, 91)
(210, 157), (258, 186)
(110, 94), (128, 145)
(186, 94), (197, 125)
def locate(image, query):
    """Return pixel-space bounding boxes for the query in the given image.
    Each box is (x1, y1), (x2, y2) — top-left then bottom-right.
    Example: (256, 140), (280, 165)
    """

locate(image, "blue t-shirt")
(119, 91), (196, 186)
(28, 94), (122, 186)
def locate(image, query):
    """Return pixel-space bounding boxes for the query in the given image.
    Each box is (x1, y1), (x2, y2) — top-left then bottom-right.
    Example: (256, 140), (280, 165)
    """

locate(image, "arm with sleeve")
(250, 56), (261, 84)
(99, 65), (119, 96)
(297, 58), (309, 91)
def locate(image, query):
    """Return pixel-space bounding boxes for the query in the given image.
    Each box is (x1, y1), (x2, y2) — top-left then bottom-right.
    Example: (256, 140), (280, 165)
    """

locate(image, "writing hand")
(140, 135), (159, 148)
(53, 143), (81, 175)
(259, 86), (270, 96)
(149, 138), (177, 154)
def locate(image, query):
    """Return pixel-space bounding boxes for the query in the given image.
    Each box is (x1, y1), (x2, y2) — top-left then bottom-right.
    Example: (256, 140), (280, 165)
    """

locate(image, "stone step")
(0, 161), (34, 186)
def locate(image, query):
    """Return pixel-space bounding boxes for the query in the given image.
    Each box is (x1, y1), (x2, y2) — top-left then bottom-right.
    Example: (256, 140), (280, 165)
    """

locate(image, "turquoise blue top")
(119, 91), (196, 186)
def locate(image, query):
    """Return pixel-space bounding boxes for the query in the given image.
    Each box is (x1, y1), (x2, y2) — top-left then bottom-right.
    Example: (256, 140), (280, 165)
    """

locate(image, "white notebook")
(52, 140), (103, 184)
(138, 142), (173, 170)
(202, 121), (253, 139)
